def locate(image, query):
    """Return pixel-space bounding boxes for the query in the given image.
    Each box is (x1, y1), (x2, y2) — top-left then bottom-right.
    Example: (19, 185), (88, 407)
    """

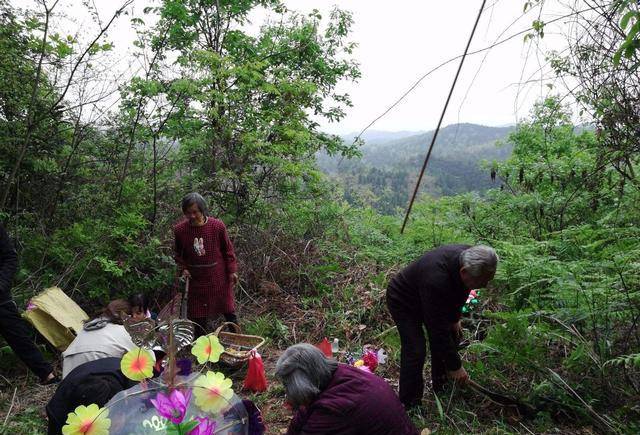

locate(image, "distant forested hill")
(317, 123), (514, 214)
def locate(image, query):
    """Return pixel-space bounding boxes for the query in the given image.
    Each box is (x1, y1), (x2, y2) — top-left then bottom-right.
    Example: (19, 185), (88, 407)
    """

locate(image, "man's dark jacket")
(387, 244), (471, 371)
(0, 224), (18, 304)
(46, 357), (136, 435)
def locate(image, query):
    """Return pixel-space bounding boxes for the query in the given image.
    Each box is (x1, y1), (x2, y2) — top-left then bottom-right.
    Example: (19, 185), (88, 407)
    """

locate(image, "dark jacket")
(46, 357), (137, 435)
(287, 364), (418, 435)
(387, 244), (471, 371)
(0, 224), (18, 304)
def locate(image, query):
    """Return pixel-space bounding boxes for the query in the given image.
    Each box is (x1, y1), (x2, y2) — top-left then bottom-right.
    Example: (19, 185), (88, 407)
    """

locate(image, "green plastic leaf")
(165, 419), (200, 434)
(178, 420), (200, 433)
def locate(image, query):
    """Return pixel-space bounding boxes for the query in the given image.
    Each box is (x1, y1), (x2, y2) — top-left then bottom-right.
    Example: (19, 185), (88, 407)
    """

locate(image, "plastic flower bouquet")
(61, 293), (252, 434)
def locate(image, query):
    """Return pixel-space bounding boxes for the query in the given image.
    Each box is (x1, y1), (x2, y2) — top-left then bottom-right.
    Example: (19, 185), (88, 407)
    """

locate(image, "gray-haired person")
(386, 244), (498, 407)
(174, 193), (239, 336)
(276, 343), (419, 434)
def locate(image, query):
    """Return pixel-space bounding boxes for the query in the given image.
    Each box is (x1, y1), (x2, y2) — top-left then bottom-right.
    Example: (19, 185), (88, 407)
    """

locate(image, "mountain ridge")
(317, 123), (515, 214)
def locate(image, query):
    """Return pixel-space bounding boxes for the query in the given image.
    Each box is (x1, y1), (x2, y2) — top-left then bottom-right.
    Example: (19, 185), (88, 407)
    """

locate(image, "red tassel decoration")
(243, 350), (268, 392)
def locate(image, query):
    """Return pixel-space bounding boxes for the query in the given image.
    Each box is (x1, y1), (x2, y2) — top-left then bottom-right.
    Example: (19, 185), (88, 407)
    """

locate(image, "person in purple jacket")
(276, 343), (419, 435)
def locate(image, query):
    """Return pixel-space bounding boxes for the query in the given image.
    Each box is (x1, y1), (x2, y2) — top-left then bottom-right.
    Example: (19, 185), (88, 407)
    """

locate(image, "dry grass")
(0, 371), (53, 434)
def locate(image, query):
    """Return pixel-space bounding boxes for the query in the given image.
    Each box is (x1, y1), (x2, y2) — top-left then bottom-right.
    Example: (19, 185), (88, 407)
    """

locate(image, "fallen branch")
(467, 379), (537, 418)
(547, 368), (618, 433)
(2, 387), (18, 428)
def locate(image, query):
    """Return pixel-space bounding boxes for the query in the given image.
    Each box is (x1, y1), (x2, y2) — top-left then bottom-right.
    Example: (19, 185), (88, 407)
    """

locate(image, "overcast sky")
(277, 0), (569, 135)
(41, 0), (573, 135)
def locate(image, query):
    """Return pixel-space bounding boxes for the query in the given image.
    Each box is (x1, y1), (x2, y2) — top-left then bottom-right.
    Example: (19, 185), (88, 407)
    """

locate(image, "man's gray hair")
(460, 245), (499, 277)
(181, 192), (208, 216)
(275, 343), (338, 408)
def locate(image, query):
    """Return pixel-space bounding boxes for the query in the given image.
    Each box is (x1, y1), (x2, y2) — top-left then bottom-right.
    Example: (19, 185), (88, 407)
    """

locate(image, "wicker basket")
(213, 322), (266, 366)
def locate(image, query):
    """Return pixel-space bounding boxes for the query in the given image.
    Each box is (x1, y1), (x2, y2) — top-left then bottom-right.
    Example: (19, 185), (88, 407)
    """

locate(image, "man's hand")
(447, 366), (469, 385)
(230, 272), (239, 287)
(181, 269), (192, 279)
(452, 320), (463, 341)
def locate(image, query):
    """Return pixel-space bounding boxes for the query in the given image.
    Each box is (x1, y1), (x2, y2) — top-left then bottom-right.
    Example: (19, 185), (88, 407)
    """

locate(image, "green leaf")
(620, 10), (637, 29)
(178, 420), (200, 433)
(627, 21), (640, 41)
(434, 393), (445, 422)
(56, 42), (72, 58)
(613, 47), (623, 65)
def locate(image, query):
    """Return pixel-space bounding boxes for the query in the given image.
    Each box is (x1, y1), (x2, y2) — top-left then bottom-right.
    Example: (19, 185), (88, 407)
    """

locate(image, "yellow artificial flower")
(191, 334), (225, 364)
(193, 371), (234, 413)
(354, 359), (365, 367)
(120, 347), (154, 381)
(62, 404), (110, 435)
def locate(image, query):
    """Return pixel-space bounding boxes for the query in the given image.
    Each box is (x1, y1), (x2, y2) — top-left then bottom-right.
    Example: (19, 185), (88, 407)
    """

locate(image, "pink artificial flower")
(362, 350), (378, 372)
(188, 417), (217, 435)
(151, 389), (192, 424)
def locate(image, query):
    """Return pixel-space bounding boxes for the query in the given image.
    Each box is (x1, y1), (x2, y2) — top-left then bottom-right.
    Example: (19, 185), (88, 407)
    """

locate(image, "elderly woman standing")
(174, 193), (238, 335)
(276, 344), (419, 435)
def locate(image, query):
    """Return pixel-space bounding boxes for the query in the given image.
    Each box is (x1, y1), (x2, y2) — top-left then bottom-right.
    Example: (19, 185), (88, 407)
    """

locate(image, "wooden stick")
(2, 387), (18, 428)
(466, 379), (536, 417)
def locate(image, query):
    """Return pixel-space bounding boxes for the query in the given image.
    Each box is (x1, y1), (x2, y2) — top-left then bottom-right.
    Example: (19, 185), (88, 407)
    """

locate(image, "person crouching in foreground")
(275, 343), (419, 435)
(46, 357), (137, 434)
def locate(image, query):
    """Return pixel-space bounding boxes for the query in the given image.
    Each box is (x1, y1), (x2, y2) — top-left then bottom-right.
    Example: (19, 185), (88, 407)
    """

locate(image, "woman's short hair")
(460, 245), (499, 277)
(275, 343), (338, 408)
(181, 192), (208, 216)
(102, 299), (132, 324)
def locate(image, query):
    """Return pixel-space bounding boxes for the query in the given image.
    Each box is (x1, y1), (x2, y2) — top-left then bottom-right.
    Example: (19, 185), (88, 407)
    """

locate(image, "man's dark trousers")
(388, 298), (455, 406)
(0, 299), (53, 380)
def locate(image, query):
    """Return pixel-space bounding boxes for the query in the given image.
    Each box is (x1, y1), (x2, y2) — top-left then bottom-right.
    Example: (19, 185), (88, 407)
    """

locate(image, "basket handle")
(214, 321), (242, 335)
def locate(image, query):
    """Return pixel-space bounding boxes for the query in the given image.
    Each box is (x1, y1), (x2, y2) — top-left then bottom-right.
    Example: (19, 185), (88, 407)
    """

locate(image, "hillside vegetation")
(1, 0), (639, 433)
(317, 124), (514, 213)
